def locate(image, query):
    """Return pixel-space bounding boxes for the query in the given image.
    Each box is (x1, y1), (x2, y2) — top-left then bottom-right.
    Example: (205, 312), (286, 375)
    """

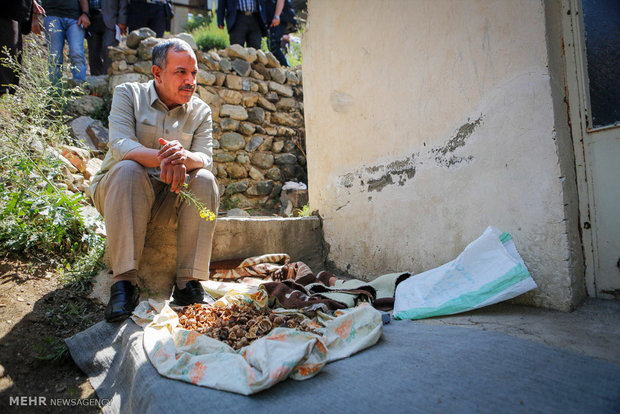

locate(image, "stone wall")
(105, 29), (306, 212)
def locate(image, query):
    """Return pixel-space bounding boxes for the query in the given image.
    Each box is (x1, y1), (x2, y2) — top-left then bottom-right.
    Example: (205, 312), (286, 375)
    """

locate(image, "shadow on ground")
(0, 257), (104, 413)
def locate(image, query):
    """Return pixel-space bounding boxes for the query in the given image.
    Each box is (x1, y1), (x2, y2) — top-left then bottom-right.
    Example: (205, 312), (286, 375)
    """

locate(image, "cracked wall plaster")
(337, 117), (482, 194)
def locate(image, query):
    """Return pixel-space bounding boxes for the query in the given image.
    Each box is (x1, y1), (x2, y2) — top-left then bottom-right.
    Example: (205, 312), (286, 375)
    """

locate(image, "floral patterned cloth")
(132, 287), (383, 395)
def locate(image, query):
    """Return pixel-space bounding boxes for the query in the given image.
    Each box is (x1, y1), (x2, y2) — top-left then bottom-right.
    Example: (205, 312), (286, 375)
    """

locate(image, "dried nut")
(257, 318), (272, 333)
(176, 302), (313, 350)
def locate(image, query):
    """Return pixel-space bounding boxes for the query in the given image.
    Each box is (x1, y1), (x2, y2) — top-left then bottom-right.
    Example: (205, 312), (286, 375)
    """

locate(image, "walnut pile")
(176, 303), (319, 350)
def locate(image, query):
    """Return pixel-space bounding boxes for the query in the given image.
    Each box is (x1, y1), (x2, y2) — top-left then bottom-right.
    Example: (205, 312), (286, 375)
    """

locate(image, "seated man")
(89, 39), (219, 322)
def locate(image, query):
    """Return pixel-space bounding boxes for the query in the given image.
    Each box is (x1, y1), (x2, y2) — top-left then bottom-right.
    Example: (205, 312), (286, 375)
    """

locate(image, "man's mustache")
(179, 85), (195, 92)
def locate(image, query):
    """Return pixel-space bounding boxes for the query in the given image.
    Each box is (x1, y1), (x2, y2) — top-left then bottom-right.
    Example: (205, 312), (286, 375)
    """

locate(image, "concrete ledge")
(92, 216), (325, 303)
(212, 217), (325, 269)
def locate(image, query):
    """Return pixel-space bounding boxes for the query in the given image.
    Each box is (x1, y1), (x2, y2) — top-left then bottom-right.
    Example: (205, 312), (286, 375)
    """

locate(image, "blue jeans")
(43, 16), (86, 84)
(268, 24), (288, 67)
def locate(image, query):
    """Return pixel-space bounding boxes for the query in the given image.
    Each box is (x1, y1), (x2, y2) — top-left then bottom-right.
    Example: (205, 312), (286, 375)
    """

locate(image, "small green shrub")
(296, 203), (311, 217)
(191, 18), (229, 51)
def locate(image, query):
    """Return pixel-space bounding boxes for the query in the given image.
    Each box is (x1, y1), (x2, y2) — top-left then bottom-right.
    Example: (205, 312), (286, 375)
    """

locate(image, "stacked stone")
(106, 29), (306, 211)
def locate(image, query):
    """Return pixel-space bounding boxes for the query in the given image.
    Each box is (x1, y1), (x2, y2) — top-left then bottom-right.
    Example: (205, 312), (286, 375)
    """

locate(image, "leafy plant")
(191, 17), (229, 51)
(296, 203), (311, 217)
(0, 38), (105, 287)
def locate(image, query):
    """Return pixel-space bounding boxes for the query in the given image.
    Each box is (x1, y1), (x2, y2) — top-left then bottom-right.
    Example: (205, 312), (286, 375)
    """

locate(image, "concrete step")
(91, 216), (325, 303)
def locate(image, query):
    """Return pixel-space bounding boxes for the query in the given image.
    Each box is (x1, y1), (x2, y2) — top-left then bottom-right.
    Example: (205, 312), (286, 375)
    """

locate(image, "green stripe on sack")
(499, 232), (512, 244)
(394, 263), (531, 320)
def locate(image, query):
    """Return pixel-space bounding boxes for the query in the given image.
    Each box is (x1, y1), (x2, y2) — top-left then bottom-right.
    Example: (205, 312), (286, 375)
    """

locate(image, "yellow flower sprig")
(148, 169), (216, 222)
(179, 183), (216, 222)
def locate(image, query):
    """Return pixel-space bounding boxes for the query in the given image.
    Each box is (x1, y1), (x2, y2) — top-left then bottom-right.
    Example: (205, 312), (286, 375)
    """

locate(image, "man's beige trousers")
(93, 160), (219, 283)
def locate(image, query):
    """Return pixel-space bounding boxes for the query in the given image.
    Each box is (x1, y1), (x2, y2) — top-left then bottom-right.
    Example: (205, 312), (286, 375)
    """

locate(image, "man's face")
(152, 49), (198, 108)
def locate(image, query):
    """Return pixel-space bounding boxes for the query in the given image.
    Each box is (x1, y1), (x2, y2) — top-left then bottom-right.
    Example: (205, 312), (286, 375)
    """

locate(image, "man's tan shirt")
(89, 80), (213, 198)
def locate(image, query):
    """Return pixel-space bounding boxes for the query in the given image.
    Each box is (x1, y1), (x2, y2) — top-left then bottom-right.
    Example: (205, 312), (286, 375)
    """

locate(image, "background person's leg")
(86, 14), (105, 76)
(147, 3), (166, 38)
(64, 18), (86, 82)
(268, 24), (288, 66)
(101, 27), (118, 74)
(228, 22), (245, 47)
(127, 1), (150, 34)
(228, 13), (251, 47)
(245, 15), (263, 50)
(0, 17), (22, 95)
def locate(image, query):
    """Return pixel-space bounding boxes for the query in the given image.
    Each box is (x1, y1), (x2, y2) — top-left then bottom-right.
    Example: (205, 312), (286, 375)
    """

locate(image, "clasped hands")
(158, 138), (188, 193)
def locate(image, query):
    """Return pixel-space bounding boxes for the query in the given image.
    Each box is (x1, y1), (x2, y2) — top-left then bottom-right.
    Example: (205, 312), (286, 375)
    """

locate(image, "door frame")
(562, 0), (618, 297)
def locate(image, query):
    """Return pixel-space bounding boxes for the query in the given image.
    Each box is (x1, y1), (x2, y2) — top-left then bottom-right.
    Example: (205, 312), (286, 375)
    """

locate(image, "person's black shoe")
(105, 281), (140, 322)
(172, 280), (212, 306)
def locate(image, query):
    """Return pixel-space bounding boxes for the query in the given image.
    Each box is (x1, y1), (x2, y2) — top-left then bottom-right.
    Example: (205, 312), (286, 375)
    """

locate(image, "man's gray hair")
(152, 39), (195, 69)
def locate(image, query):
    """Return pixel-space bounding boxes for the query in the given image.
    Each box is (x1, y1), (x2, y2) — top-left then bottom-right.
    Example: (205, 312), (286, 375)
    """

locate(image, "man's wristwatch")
(82, 10), (90, 18)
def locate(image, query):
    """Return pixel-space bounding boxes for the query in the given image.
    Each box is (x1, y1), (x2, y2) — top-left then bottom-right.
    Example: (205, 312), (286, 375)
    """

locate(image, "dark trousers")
(0, 17), (23, 95)
(229, 12), (262, 50)
(128, 1), (166, 38)
(267, 24), (288, 67)
(86, 13), (117, 76)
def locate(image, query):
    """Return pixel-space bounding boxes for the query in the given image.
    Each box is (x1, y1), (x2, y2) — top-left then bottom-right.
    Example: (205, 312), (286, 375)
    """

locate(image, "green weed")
(0, 37), (104, 288)
(296, 203), (311, 217)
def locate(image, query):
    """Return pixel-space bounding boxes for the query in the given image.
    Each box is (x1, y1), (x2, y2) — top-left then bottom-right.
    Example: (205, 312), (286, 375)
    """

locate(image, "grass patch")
(34, 336), (70, 362)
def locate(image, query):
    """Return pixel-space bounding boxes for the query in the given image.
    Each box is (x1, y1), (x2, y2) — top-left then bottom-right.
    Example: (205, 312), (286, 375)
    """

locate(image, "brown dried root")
(175, 303), (320, 350)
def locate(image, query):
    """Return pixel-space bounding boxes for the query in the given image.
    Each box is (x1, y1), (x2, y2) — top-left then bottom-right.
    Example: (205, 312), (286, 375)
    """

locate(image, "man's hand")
(158, 138), (187, 166)
(32, 1), (45, 35)
(33, 1), (45, 15)
(160, 159), (187, 193)
(31, 16), (43, 35)
(159, 138), (187, 192)
(117, 23), (127, 35)
(78, 13), (90, 28)
(270, 16), (280, 27)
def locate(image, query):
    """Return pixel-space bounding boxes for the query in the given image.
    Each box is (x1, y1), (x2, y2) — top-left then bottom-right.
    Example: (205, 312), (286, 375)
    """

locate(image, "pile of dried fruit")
(176, 303), (319, 350)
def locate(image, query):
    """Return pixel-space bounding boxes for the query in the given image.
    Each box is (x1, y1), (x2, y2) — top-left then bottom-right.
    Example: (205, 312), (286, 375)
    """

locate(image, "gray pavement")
(415, 298), (620, 363)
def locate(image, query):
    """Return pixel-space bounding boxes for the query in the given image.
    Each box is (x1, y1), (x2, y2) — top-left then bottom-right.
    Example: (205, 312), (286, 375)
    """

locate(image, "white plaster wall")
(303, 0), (582, 310)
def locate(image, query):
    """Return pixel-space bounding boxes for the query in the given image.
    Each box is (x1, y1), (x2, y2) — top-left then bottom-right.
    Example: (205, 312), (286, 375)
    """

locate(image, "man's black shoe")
(105, 281), (140, 322)
(172, 280), (213, 306)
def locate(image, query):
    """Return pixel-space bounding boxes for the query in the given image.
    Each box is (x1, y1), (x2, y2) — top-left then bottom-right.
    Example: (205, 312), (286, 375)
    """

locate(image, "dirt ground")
(0, 255), (104, 413)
